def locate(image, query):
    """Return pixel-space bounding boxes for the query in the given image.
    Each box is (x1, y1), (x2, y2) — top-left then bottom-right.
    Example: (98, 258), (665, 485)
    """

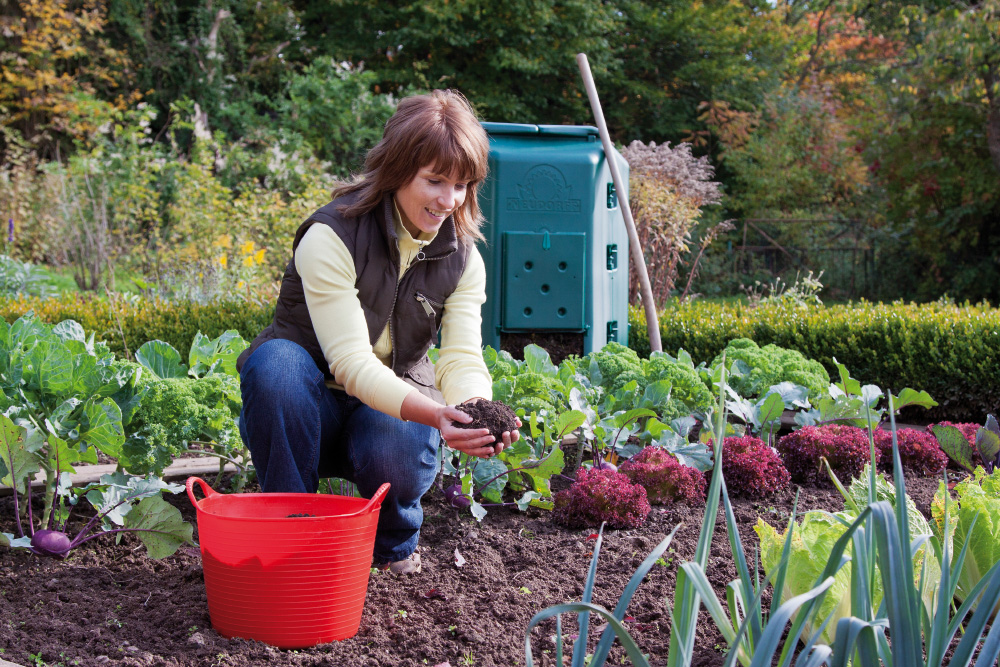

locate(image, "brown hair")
(333, 89), (490, 242)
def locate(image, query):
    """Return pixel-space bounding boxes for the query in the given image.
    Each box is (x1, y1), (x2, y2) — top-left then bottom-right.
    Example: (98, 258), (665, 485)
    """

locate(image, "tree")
(103, 0), (306, 141)
(0, 0), (136, 159)
(603, 0), (795, 143)
(295, 0), (618, 124)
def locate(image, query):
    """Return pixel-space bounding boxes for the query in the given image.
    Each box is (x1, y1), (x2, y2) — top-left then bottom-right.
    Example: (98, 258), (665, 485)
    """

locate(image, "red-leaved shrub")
(874, 428), (948, 476)
(552, 468), (651, 529)
(776, 424), (871, 485)
(619, 447), (706, 504)
(709, 435), (791, 497)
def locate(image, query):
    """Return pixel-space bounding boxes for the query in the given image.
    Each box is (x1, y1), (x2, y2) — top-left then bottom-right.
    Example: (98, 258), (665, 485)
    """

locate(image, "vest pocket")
(414, 292), (443, 317)
(414, 292), (444, 337)
(404, 356), (437, 387)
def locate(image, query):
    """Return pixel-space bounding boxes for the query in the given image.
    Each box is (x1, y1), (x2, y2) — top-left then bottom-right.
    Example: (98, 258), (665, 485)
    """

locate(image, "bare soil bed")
(0, 470), (944, 667)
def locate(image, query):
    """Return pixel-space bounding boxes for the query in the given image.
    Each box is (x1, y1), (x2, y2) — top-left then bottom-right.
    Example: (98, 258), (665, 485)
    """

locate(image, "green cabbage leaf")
(932, 466), (1000, 614)
(756, 468), (940, 645)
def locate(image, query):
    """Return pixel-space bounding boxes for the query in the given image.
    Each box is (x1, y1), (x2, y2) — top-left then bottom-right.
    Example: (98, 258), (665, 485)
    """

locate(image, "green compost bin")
(477, 122), (630, 356)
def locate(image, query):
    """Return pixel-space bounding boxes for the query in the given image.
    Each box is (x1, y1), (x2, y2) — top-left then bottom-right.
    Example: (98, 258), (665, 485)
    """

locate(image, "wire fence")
(731, 218), (877, 300)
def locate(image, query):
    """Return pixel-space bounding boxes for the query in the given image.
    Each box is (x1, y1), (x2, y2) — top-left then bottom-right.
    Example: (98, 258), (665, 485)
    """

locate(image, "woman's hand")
(400, 392), (522, 459)
(452, 398), (522, 458)
(438, 404), (498, 458)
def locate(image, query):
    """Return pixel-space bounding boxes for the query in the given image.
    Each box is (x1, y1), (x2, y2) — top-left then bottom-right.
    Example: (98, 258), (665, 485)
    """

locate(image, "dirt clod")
(453, 399), (519, 443)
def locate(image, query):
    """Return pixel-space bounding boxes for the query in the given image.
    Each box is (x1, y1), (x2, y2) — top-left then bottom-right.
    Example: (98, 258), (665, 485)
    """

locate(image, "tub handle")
(351, 482), (391, 517)
(186, 476), (218, 508)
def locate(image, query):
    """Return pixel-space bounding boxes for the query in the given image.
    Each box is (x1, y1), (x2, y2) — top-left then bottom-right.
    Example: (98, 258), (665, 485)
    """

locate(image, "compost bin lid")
(482, 122), (599, 138)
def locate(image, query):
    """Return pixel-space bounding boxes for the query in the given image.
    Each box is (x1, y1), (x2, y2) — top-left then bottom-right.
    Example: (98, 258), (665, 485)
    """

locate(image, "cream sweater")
(294, 208), (493, 420)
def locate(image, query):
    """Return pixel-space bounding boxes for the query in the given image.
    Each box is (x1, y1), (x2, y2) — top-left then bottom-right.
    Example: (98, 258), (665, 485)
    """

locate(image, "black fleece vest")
(237, 191), (472, 403)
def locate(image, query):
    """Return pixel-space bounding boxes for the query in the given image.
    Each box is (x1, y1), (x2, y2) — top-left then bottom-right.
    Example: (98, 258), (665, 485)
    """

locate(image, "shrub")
(552, 468), (650, 529)
(628, 300), (1000, 422)
(776, 424), (871, 486)
(620, 140), (723, 304)
(0, 294), (273, 359)
(874, 427), (948, 476)
(710, 435), (791, 497)
(619, 446), (706, 504)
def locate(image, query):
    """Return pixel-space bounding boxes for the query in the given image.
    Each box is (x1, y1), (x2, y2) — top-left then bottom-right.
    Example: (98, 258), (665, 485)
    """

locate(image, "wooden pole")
(576, 53), (662, 353)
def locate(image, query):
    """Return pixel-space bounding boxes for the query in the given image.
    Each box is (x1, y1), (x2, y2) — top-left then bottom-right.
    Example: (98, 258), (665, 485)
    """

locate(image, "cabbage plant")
(0, 314), (193, 559)
(754, 467), (941, 646)
(932, 465), (1000, 615)
(0, 314), (145, 524)
(689, 398), (1000, 667)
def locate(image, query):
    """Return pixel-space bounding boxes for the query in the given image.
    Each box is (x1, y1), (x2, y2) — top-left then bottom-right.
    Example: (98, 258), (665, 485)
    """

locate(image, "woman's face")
(395, 166), (469, 237)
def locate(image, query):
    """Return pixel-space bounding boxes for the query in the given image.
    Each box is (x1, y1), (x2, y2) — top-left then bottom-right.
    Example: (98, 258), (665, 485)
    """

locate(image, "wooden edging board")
(0, 457), (238, 497)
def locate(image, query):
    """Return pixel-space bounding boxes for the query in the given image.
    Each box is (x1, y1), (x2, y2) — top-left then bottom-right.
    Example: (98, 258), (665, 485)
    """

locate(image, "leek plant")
(689, 394), (1000, 666)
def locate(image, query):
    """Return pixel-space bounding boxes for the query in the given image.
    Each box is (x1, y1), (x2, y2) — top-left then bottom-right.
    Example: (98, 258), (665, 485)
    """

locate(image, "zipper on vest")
(389, 251), (452, 371)
(415, 292), (442, 317)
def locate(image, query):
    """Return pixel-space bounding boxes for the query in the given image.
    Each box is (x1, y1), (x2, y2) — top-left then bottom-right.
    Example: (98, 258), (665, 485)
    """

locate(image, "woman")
(236, 90), (519, 575)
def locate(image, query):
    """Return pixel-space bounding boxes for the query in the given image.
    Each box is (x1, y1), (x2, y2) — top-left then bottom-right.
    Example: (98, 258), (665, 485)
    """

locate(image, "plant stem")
(4, 439), (24, 538)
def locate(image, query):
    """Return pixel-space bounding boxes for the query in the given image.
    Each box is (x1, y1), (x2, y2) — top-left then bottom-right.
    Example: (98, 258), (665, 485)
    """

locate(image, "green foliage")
(755, 468), (939, 646)
(712, 337), (830, 401)
(122, 375), (242, 476)
(932, 466), (1000, 614)
(709, 86), (869, 218)
(932, 414), (1000, 474)
(510, 373), (564, 417)
(124, 330), (247, 479)
(630, 300), (1000, 421)
(857, 0), (1000, 303)
(641, 353), (714, 414)
(103, 0), (305, 143)
(0, 256), (59, 298)
(307, 0), (618, 125)
(0, 294), (272, 361)
(0, 314), (130, 501)
(275, 60), (396, 171)
(580, 342), (643, 394)
(0, 314), (191, 560)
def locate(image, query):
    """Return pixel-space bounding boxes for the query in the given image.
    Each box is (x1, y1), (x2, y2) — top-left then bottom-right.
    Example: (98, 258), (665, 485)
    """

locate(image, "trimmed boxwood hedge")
(0, 294), (273, 360)
(629, 301), (1000, 422)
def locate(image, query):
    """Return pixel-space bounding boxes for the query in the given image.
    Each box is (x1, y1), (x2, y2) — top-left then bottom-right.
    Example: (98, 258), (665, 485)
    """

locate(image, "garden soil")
(0, 469), (945, 667)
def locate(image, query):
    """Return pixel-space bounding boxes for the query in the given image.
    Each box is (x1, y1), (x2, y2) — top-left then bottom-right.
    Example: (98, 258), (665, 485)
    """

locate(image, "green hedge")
(0, 295), (273, 359)
(629, 301), (1000, 422)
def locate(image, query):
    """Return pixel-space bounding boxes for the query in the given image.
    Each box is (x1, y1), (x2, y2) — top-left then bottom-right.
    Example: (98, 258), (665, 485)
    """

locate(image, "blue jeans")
(238, 339), (440, 564)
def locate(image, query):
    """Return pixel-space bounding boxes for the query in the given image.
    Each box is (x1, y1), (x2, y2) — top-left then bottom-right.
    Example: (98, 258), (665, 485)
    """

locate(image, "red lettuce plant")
(708, 435), (791, 497)
(619, 446), (706, 504)
(776, 424), (871, 485)
(552, 468), (650, 529)
(874, 428), (948, 476)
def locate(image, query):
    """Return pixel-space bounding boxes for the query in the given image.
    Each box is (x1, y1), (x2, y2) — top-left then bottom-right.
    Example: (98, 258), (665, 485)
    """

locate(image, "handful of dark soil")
(454, 400), (519, 444)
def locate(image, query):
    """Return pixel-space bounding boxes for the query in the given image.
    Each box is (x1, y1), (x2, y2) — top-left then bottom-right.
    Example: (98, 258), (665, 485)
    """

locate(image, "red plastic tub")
(186, 477), (389, 648)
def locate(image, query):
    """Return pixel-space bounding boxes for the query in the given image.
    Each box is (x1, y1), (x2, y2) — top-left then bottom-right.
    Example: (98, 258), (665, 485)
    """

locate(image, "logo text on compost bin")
(507, 165), (581, 214)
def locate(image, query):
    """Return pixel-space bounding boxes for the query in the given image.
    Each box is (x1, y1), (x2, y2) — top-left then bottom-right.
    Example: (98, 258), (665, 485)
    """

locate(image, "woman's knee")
(241, 339), (325, 402)
(352, 420), (439, 500)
